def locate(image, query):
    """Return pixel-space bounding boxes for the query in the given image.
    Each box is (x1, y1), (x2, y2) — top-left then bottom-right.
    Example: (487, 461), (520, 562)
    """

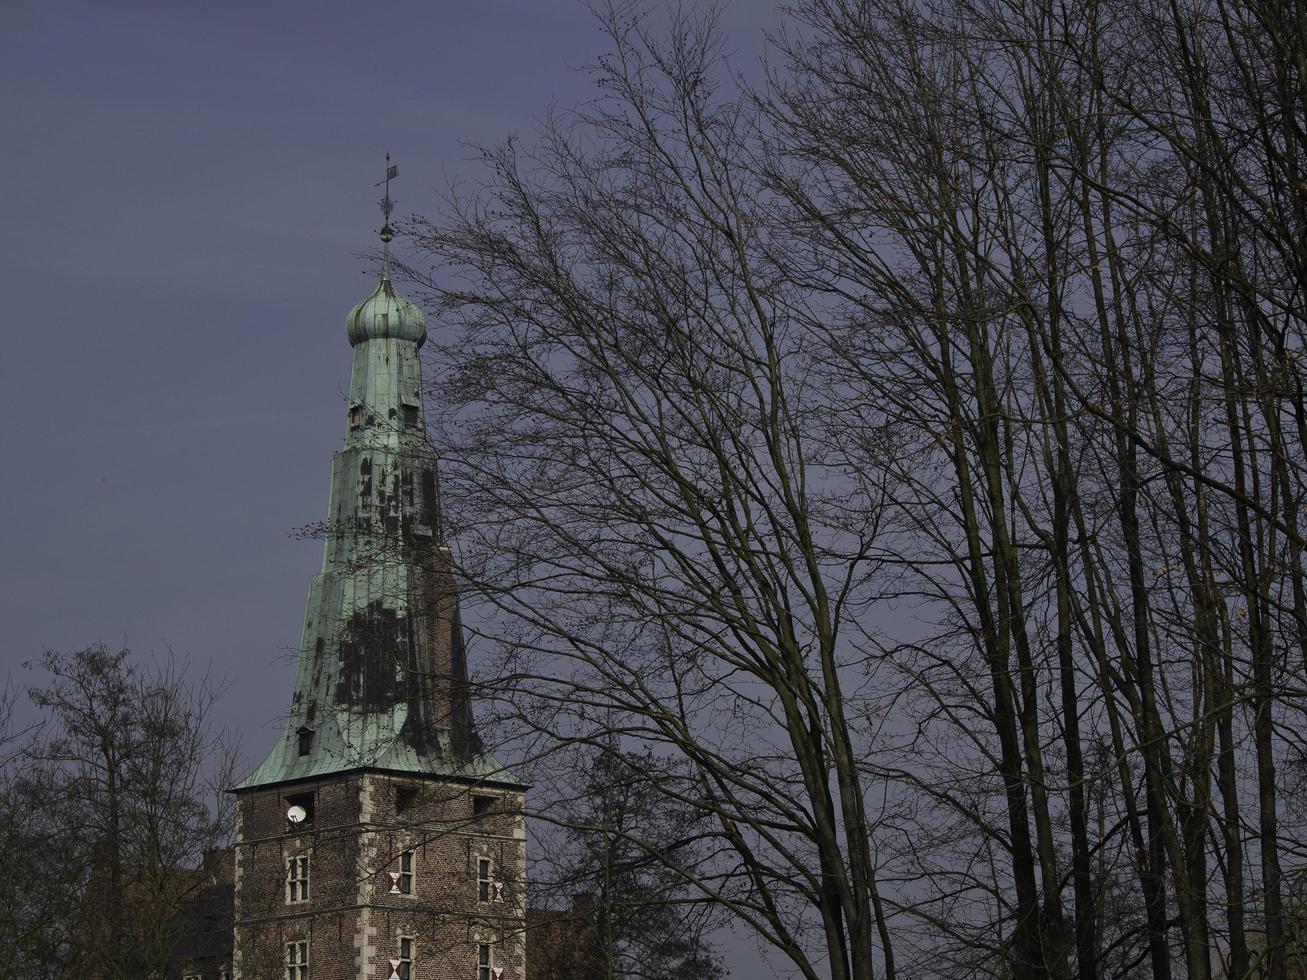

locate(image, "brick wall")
(234, 773), (526, 980)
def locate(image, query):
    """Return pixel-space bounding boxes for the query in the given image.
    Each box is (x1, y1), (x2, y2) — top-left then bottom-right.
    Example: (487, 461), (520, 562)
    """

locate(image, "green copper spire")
(239, 168), (522, 790)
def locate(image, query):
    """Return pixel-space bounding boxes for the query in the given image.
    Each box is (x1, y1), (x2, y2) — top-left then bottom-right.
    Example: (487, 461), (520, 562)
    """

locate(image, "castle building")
(231, 204), (527, 980)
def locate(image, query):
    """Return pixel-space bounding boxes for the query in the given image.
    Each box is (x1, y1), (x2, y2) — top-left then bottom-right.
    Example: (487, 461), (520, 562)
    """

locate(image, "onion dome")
(345, 276), (426, 348)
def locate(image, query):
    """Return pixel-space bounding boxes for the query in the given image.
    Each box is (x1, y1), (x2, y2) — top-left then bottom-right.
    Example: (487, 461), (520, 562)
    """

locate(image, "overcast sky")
(2, 0), (784, 973)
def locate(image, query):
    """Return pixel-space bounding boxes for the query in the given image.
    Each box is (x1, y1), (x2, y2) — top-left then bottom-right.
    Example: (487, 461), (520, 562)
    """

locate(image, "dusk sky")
(2, 0), (774, 715)
(2, 0), (782, 970)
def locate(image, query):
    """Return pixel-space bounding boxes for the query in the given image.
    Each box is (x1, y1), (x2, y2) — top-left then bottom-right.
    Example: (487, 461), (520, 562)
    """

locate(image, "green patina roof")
(236, 720), (525, 791)
(236, 273), (524, 793)
(345, 275), (427, 348)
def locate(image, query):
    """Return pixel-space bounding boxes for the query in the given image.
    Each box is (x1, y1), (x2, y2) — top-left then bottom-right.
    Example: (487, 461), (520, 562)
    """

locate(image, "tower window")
(472, 794), (494, 817)
(286, 940), (308, 980)
(397, 848), (415, 895)
(286, 853), (310, 903)
(477, 942), (493, 980)
(396, 784), (418, 813)
(396, 937), (413, 980)
(402, 404), (419, 427)
(297, 727), (313, 756)
(285, 791), (315, 825)
(477, 857), (492, 903)
(349, 405), (363, 429)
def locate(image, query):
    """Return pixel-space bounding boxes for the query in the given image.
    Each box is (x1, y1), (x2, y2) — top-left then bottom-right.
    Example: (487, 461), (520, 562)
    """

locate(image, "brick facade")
(235, 773), (526, 980)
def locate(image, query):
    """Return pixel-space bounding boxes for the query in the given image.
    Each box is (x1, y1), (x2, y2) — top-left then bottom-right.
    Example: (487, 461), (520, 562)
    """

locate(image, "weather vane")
(376, 153), (398, 276)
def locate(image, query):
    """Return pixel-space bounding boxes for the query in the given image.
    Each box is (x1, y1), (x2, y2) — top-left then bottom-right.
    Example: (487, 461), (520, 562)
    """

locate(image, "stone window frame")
(397, 847), (415, 896)
(286, 939), (309, 980)
(286, 852), (310, 904)
(477, 855), (493, 903)
(476, 941), (494, 980)
(396, 935), (414, 980)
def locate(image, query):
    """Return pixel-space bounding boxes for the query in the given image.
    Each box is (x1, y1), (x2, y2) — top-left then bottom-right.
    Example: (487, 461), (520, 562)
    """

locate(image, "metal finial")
(375, 153), (398, 277)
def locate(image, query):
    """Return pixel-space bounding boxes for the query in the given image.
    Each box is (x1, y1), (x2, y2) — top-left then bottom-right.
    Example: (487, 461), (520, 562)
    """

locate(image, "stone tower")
(233, 216), (527, 980)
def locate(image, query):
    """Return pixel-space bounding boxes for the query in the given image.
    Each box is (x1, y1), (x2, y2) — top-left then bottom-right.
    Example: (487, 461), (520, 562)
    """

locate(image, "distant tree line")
(404, 0), (1307, 977)
(0, 646), (235, 980)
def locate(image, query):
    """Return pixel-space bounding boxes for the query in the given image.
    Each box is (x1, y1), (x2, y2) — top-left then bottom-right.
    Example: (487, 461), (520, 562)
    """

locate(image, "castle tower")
(233, 178), (527, 980)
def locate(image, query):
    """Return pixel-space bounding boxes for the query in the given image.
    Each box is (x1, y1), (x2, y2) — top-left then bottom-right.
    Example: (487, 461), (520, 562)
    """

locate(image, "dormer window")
(297, 727), (314, 757)
(349, 405), (363, 429)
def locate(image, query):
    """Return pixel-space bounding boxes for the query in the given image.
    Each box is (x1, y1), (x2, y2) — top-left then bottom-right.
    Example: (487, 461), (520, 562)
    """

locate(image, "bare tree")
(766, 0), (1307, 975)
(400, 0), (1307, 976)
(532, 748), (723, 979)
(2, 645), (235, 980)
(404, 5), (897, 978)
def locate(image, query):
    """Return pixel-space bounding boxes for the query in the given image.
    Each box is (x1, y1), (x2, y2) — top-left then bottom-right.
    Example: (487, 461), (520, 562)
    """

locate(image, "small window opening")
(477, 942), (493, 980)
(286, 940), (308, 980)
(286, 791), (315, 825)
(402, 405), (419, 427)
(397, 848), (414, 895)
(286, 853), (310, 903)
(349, 405), (363, 429)
(396, 784), (418, 813)
(396, 937), (413, 980)
(297, 727), (314, 757)
(472, 794), (494, 817)
(478, 857), (492, 903)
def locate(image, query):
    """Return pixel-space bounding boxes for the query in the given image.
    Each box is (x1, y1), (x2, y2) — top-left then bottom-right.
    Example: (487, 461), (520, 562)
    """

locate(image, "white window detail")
(286, 853), (310, 903)
(387, 849), (415, 895)
(287, 940), (309, 980)
(391, 936), (413, 980)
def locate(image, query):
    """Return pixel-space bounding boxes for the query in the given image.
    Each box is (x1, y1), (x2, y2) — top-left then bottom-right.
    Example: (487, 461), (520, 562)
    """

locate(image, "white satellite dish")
(287, 805), (308, 824)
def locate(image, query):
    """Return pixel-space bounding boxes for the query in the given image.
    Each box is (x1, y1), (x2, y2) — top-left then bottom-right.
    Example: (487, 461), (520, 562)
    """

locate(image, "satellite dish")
(287, 805), (308, 824)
